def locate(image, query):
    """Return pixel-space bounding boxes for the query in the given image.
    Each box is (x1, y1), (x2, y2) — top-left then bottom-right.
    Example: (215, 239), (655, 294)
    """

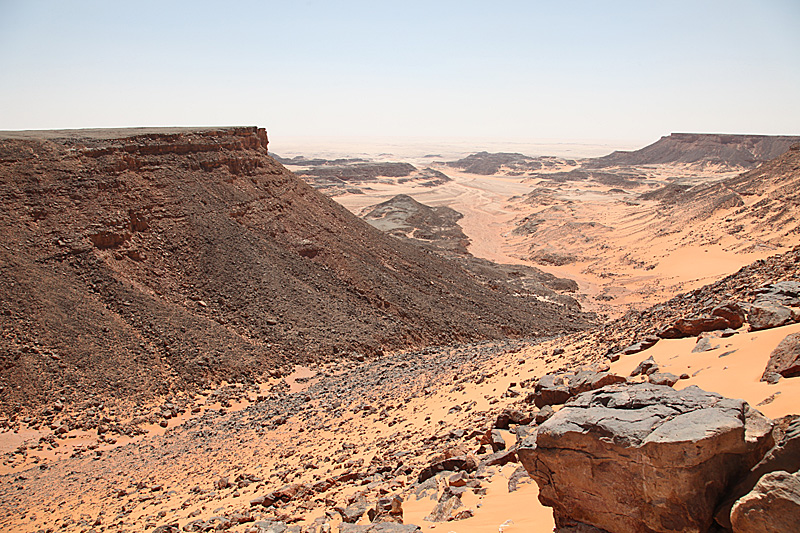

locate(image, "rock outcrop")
(518, 384), (774, 533)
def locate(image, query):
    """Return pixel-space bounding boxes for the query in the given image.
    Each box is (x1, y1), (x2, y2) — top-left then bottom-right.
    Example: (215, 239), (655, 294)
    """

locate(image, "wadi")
(1, 127), (799, 533)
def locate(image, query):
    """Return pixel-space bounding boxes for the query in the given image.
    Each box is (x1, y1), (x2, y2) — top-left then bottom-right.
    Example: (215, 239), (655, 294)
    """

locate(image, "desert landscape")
(0, 126), (799, 533)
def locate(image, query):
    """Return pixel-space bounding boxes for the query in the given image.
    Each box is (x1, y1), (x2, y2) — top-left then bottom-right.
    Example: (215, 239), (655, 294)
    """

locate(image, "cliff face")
(588, 133), (800, 168)
(0, 127), (589, 413)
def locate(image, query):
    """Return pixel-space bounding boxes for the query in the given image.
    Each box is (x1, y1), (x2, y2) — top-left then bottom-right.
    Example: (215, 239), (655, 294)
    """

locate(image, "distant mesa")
(586, 132), (800, 169)
(444, 151), (574, 175)
(276, 155), (451, 196)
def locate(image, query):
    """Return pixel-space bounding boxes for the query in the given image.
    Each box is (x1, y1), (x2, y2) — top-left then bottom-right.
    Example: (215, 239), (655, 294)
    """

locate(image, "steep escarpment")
(0, 127), (590, 414)
(587, 132), (800, 169)
(645, 143), (800, 244)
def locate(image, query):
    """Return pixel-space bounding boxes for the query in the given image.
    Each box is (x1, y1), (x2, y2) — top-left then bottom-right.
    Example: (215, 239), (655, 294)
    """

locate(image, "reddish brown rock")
(730, 470), (800, 533)
(518, 384), (773, 533)
(658, 315), (732, 339)
(711, 302), (746, 329)
(568, 371), (626, 395)
(761, 332), (800, 380)
(532, 374), (572, 408)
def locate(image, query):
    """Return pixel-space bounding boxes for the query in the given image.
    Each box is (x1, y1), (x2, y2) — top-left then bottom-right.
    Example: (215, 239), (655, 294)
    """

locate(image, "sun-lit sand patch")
(611, 322), (800, 419)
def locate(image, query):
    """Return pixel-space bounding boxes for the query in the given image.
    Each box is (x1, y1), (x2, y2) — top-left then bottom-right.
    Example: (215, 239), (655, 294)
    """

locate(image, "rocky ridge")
(0, 127), (590, 416)
(587, 132), (800, 169)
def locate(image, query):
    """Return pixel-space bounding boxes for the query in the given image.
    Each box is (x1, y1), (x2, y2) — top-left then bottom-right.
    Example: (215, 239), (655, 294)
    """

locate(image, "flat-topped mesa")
(587, 132), (800, 169)
(79, 126), (268, 157)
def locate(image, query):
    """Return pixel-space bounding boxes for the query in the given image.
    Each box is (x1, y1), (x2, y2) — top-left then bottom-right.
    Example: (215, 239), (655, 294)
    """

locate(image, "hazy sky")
(1, 0), (798, 144)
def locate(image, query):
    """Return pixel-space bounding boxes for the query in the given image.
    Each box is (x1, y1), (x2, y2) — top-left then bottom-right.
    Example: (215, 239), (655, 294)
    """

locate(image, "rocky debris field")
(0, 337), (566, 532)
(578, 246), (800, 364)
(358, 194), (471, 255)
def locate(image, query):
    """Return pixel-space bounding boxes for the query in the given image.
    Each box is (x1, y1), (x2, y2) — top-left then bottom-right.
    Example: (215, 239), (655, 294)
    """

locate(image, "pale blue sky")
(1, 0), (798, 144)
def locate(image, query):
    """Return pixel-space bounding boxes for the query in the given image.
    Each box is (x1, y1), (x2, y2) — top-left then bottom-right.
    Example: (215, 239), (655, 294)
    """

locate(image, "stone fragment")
(478, 449), (518, 470)
(507, 466), (531, 493)
(448, 471), (469, 487)
(153, 526), (179, 533)
(417, 454), (478, 483)
(248, 521), (288, 533)
(532, 374), (571, 408)
(488, 429), (506, 452)
(336, 496), (370, 524)
(620, 335), (659, 356)
(424, 494), (462, 522)
(535, 406), (555, 425)
(368, 496), (403, 523)
(730, 470), (800, 533)
(568, 371), (626, 395)
(692, 337), (718, 353)
(629, 356), (658, 377)
(515, 424), (537, 445)
(451, 509), (474, 520)
(761, 332), (800, 380)
(658, 316), (732, 339)
(648, 372), (679, 387)
(711, 302), (746, 329)
(495, 408), (532, 429)
(748, 302), (794, 331)
(518, 383), (773, 533)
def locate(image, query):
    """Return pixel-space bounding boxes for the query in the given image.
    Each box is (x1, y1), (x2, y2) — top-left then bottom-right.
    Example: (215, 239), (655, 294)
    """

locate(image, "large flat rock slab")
(518, 383), (773, 533)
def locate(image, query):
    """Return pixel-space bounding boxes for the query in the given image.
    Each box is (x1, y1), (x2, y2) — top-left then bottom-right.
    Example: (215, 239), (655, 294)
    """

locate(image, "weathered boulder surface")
(532, 371), (625, 408)
(532, 373), (571, 407)
(730, 470), (800, 533)
(658, 315), (733, 339)
(761, 332), (800, 380)
(753, 281), (800, 307)
(748, 302), (795, 331)
(518, 384), (773, 533)
(711, 302), (746, 329)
